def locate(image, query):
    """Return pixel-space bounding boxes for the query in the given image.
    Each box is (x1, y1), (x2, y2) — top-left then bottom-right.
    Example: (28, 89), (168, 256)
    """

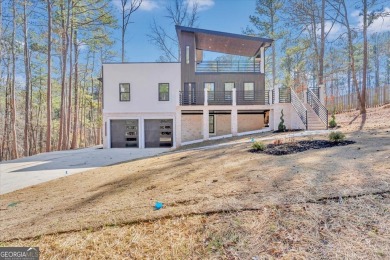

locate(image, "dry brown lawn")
(1, 105), (390, 259)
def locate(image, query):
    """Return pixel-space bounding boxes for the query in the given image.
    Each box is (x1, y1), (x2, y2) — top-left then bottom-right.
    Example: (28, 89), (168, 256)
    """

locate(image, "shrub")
(273, 139), (283, 145)
(329, 131), (345, 142)
(252, 141), (266, 151)
(329, 111), (337, 128)
(278, 109), (287, 132)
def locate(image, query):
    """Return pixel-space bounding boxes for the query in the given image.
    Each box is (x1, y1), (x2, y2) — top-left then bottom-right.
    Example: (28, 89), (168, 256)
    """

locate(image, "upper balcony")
(196, 61), (261, 73)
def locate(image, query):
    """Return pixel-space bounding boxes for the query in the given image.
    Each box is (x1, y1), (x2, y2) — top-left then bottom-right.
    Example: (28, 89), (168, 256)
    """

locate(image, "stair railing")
(307, 88), (328, 128)
(290, 87), (308, 130)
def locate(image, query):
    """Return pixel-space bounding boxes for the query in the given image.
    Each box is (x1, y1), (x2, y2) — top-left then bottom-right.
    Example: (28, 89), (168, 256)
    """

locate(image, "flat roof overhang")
(176, 25), (273, 57)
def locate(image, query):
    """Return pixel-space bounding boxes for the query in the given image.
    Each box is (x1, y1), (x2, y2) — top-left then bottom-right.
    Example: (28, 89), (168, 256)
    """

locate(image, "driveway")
(0, 146), (169, 195)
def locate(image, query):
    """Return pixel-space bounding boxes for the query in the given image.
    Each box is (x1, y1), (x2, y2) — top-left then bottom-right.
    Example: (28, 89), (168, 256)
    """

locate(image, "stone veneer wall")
(215, 114), (231, 136)
(237, 114), (265, 133)
(181, 114), (203, 142)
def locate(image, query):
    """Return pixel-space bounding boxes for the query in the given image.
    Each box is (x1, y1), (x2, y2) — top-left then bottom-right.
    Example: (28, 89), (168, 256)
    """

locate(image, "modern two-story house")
(102, 26), (327, 149)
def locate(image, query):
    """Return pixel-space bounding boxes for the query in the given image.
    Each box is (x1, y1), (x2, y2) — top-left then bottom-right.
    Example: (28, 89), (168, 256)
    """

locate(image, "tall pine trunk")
(71, 30), (79, 149)
(46, 0), (52, 152)
(10, 1), (18, 159)
(23, 0), (31, 157)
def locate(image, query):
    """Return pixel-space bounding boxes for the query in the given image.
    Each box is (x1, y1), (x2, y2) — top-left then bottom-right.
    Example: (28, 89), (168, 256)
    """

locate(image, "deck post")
(232, 88), (237, 106)
(260, 47), (265, 73)
(204, 88), (208, 106)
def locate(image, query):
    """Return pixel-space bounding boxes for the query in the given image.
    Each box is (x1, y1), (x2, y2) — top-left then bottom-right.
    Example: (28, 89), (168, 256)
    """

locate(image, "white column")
(269, 89), (273, 105)
(319, 84), (326, 105)
(232, 88), (237, 106)
(274, 85), (279, 104)
(175, 109), (181, 148)
(260, 47), (265, 74)
(231, 109), (238, 136)
(203, 109), (209, 140)
(204, 87), (208, 106)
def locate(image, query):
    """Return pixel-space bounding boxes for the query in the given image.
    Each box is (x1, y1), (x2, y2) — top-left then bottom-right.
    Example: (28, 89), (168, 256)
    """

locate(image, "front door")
(183, 82), (196, 105)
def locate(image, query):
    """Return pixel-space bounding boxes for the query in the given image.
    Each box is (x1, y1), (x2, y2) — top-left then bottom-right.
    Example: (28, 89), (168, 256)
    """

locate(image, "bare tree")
(120, 0), (142, 62)
(11, 0), (18, 159)
(148, 0), (198, 62)
(23, 0), (31, 156)
(46, 0), (52, 152)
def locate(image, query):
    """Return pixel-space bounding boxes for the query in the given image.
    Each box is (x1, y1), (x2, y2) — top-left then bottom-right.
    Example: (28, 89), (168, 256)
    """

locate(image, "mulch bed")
(251, 140), (356, 155)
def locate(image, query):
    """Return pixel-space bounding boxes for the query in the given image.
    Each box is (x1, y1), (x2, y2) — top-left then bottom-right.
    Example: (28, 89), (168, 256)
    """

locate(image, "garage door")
(110, 119), (139, 148)
(144, 119), (173, 148)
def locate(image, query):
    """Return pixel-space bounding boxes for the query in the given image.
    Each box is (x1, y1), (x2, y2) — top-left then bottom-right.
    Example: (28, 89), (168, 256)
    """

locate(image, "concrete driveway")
(0, 146), (169, 195)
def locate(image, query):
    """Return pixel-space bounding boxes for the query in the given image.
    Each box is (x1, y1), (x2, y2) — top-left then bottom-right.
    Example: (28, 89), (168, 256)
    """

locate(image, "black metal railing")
(291, 88), (308, 129)
(307, 88), (328, 128)
(196, 61), (261, 73)
(265, 90), (270, 105)
(207, 91), (233, 105)
(179, 91), (205, 105)
(279, 88), (291, 103)
(236, 90), (266, 105)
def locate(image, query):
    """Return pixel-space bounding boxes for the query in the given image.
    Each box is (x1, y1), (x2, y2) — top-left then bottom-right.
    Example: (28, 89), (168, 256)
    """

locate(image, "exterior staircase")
(290, 87), (328, 131)
(305, 104), (327, 130)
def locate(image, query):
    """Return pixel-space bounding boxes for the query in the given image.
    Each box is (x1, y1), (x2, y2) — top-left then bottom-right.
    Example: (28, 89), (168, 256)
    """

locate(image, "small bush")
(329, 131), (345, 142)
(329, 111), (337, 128)
(252, 141), (266, 151)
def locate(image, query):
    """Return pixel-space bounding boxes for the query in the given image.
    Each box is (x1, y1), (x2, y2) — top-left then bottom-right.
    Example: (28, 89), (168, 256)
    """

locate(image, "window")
(159, 83), (169, 101)
(119, 83), (130, 101)
(205, 82), (215, 101)
(209, 115), (215, 134)
(224, 82), (234, 100)
(186, 46), (190, 64)
(244, 82), (255, 100)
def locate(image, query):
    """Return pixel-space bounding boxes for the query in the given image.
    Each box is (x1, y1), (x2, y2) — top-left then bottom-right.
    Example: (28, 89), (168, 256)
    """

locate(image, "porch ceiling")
(176, 25), (273, 57)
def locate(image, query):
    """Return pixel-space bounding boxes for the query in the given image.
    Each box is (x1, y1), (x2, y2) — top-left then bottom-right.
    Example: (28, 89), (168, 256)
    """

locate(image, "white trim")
(209, 134), (233, 140)
(237, 127), (271, 136)
(181, 139), (204, 146)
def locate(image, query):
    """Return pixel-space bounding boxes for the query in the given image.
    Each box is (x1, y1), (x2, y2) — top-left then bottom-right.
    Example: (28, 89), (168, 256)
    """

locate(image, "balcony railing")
(179, 91), (205, 106)
(208, 91), (233, 105)
(236, 91), (267, 105)
(196, 61), (261, 73)
(179, 90), (276, 106)
(279, 88), (291, 103)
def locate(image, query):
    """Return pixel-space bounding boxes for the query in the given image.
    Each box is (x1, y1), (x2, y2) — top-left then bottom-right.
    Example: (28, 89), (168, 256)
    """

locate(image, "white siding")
(103, 63), (180, 114)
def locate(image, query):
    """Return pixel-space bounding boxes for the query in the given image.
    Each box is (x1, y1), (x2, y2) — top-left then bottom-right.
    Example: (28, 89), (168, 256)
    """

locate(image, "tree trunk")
(361, 0), (367, 114)
(10, 1), (18, 159)
(319, 0), (325, 86)
(58, 0), (71, 150)
(66, 13), (73, 150)
(71, 30), (79, 149)
(46, 0), (52, 152)
(23, 0), (31, 157)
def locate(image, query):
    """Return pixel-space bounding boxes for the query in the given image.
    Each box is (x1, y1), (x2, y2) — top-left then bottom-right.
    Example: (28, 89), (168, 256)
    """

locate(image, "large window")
(224, 82), (234, 100)
(205, 82), (215, 101)
(119, 83), (130, 101)
(159, 83), (169, 101)
(244, 82), (255, 100)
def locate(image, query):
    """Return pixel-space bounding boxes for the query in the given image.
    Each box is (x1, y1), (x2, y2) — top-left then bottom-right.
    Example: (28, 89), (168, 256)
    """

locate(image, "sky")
(111, 0), (259, 62)
(111, 0), (390, 63)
